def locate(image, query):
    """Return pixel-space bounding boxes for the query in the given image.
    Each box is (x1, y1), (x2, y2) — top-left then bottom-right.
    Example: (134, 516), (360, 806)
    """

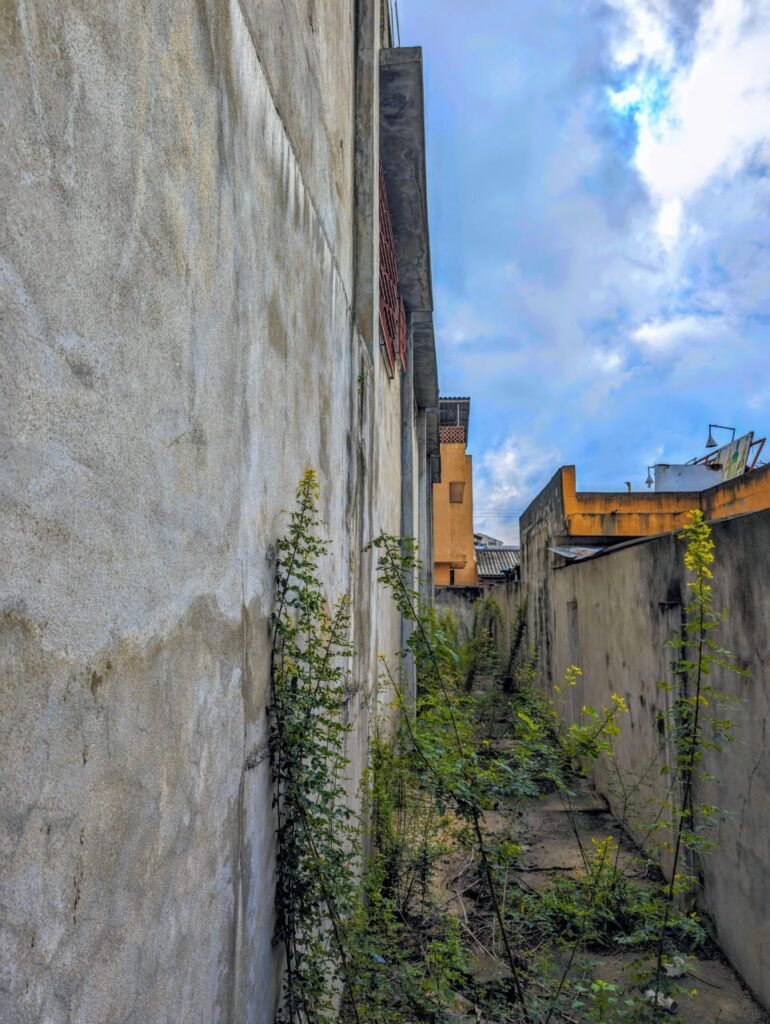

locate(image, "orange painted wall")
(702, 464), (770, 520)
(557, 463), (770, 538)
(433, 442), (479, 586)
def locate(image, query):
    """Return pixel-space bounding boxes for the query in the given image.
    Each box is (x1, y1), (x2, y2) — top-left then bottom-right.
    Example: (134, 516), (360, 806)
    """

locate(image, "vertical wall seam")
(231, 0), (355, 319)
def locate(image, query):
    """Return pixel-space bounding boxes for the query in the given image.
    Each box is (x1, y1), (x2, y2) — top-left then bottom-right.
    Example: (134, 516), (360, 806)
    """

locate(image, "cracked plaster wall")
(1, 1), (405, 1021)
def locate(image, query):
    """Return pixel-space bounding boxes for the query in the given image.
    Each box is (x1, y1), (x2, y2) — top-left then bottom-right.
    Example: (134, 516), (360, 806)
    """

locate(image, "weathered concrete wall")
(0, 2), (412, 1021)
(521, 464), (770, 687)
(549, 511), (770, 1008)
(520, 467), (567, 682)
(435, 579), (524, 668)
(489, 578), (525, 665)
(434, 586), (484, 640)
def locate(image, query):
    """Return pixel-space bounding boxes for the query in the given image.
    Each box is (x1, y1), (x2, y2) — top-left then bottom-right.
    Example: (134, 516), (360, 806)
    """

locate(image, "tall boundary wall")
(435, 580), (525, 671)
(548, 510), (770, 1008)
(0, 3), (413, 1022)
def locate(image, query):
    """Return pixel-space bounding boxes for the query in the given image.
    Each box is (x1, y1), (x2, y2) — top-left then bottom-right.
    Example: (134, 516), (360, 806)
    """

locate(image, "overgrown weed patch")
(269, 480), (754, 1024)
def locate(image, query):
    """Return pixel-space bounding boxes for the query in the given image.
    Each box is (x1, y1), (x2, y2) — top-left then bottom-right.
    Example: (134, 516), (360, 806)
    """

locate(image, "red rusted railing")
(379, 167), (407, 375)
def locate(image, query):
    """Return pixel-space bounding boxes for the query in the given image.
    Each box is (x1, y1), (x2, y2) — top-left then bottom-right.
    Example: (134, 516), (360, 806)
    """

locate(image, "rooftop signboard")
(713, 432), (753, 482)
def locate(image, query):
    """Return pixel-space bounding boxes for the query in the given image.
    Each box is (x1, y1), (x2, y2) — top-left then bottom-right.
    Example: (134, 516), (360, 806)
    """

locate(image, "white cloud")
(654, 198), (683, 248)
(608, 0), (770, 244)
(580, 347), (633, 413)
(637, 3), (770, 197)
(434, 289), (497, 347)
(473, 435), (561, 544)
(608, 81), (644, 112)
(606, 0), (676, 69)
(748, 387), (770, 411)
(594, 347), (624, 373)
(631, 313), (727, 350)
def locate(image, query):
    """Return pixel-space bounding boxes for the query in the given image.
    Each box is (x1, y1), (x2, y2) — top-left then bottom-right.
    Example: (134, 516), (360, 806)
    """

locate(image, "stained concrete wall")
(434, 586), (484, 640)
(520, 467), (568, 683)
(521, 465), (770, 688)
(0, 2), (418, 1021)
(549, 510), (770, 1008)
(489, 579), (526, 669)
(434, 579), (524, 670)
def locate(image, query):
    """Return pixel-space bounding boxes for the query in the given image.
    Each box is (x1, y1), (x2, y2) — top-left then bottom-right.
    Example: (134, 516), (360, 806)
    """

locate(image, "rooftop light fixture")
(705, 423), (736, 448)
(645, 466), (654, 488)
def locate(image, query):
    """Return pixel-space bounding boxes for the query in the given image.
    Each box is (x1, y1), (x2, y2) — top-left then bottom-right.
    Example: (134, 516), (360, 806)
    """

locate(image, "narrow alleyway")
(419, 673), (770, 1024)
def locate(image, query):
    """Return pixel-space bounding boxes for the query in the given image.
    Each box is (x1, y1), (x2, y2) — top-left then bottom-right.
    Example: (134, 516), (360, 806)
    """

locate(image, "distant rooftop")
(474, 532), (504, 547)
(476, 545), (520, 579)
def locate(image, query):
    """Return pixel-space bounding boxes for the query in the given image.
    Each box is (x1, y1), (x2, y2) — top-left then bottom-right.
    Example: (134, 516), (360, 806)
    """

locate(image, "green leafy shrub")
(269, 471), (360, 1023)
(520, 837), (705, 952)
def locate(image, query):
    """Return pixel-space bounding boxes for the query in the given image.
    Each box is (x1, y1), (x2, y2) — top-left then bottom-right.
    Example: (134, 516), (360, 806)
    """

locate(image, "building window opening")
(449, 569), (456, 586)
(449, 482), (465, 503)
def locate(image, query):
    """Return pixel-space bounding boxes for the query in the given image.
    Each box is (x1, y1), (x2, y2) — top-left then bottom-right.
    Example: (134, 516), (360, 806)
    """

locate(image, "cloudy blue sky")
(399, 0), (770, 541)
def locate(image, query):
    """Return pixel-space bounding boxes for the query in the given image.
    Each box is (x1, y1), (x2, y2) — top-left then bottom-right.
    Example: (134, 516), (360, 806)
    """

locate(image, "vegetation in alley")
(269, 472), (360, 1023)
(269, 475), (756, 1024)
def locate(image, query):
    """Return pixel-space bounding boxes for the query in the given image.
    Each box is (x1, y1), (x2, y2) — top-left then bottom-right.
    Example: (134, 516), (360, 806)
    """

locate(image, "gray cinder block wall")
(0, 2), (425, 1021)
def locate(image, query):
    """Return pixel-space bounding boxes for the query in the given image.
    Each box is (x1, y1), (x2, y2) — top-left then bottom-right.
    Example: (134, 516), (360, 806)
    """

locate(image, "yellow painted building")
(433, 397), (479, 586)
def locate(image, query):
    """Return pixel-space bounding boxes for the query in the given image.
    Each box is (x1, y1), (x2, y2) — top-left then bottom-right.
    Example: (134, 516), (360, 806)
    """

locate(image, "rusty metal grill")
(379, 167), (407, 376)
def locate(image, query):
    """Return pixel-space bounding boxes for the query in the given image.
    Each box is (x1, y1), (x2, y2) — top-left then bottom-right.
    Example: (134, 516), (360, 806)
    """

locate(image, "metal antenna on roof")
(394, 0), (401, 46)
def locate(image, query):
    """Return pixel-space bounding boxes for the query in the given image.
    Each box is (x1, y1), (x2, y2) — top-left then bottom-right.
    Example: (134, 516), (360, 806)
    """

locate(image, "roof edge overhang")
(411, 311), (439, 411)
(380, 47), (438, 413)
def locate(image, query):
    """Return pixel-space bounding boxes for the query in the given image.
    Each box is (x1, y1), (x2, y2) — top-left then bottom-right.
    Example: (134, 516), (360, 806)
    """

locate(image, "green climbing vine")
(650, 509), (747, 1013)
(269, 470), (360, 1024)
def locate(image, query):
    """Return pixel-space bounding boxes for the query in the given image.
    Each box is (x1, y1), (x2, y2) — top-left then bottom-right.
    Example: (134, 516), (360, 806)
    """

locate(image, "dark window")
(449, 569), (456, 586)
(567, 600), (579, 666)
(449, 482), (465, 503)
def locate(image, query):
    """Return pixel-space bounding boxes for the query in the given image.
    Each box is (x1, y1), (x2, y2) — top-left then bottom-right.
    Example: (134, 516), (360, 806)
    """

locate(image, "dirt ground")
(437, 776), (769, 1023)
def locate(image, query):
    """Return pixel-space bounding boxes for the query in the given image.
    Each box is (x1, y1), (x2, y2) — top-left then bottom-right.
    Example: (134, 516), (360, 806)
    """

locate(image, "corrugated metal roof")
(476, 546), (520, 578)
(548, 545), (605, 562)
(548, 544), (606, 561)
